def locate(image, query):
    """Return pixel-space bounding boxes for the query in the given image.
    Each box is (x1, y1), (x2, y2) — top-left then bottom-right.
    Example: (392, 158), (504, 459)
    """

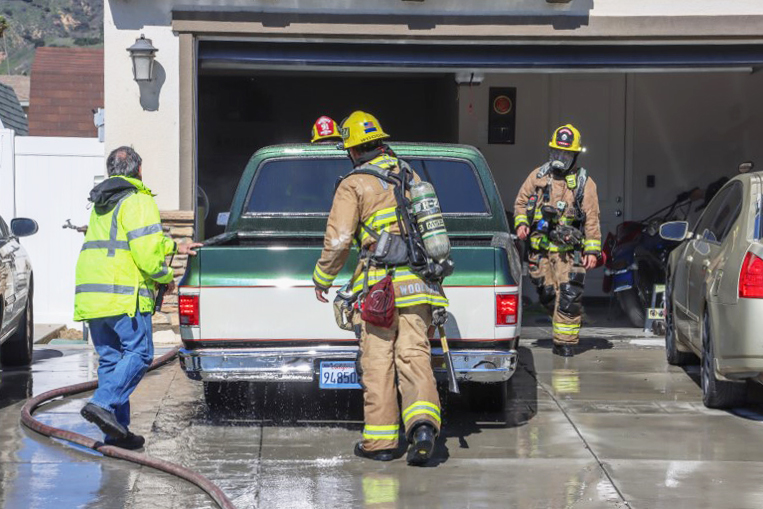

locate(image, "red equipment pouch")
(361, 275), (396, 328)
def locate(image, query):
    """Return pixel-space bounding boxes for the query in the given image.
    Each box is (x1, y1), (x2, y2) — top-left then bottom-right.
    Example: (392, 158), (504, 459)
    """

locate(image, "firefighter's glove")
(432, 307), (448, 327)
(549, 225), (584, 248)
(333, 296), (355, 331)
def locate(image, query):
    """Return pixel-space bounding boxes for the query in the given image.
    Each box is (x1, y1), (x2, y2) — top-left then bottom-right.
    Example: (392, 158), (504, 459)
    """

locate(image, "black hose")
(20, 345), (237, 509)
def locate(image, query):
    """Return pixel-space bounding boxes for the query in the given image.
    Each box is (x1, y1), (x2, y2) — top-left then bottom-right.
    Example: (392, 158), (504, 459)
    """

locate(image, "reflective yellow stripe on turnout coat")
(313, 154), (448, 308)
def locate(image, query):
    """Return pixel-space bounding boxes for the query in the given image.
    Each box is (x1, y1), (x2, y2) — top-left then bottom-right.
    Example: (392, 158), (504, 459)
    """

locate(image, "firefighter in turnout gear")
(514, 124), (601, 357)
(313, 111), (445, 465)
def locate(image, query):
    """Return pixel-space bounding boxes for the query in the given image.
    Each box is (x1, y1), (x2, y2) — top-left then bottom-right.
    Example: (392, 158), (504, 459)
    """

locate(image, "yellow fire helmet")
(549, 124), (583, 152)
(311, 116), (342, 143)
(340, 111), (390, 149)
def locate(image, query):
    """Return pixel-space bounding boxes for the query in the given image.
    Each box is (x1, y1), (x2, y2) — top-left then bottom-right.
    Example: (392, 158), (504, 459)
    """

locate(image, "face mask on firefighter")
(549, 148), (576, 172)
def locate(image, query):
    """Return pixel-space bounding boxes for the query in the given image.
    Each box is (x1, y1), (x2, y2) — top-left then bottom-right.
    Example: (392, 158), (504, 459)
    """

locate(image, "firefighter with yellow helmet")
(513, 124), (601, 357)
(313, 111), (444, 465)
(311, 116), (342, 143)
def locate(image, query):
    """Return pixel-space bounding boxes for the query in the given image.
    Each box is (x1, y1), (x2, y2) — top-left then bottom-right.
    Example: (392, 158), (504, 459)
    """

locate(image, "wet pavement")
(2, 331), (763, 509)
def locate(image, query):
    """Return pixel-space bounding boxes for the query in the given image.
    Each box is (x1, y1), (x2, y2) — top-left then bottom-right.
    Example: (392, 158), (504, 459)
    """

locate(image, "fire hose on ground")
(20, 345), (237, 509)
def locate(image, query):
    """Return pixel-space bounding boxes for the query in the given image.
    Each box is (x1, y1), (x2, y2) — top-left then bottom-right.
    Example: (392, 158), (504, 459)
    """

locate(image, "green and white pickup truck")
(178, 143), (522, 406)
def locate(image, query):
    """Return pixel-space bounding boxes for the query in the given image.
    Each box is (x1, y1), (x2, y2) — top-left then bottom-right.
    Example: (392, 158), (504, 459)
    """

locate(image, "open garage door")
(196, 40), (763, 239)
(197, 70), (458, 238)
(195, 40), (763, 301)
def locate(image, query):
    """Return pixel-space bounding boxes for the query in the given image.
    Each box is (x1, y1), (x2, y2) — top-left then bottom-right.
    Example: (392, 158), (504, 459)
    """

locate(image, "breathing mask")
(549, 148), (577, 173)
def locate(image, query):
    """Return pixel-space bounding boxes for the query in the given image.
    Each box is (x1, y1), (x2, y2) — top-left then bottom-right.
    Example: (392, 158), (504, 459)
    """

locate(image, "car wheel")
(701, 312), (746, 409)
(665, 279), (695, 366)
(0, 291), (34, 368)
(616, 288), (646, 328)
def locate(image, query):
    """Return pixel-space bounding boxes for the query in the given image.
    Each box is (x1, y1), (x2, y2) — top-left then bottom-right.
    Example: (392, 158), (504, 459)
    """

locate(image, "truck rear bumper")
(178, 346), (518, 384)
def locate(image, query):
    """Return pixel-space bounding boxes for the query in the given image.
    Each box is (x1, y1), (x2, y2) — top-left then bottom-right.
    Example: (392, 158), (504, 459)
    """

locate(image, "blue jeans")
(88, 308), (153, 436)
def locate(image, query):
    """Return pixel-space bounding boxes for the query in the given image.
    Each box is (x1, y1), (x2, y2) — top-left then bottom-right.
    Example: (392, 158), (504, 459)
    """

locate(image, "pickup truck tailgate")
(185, 244), (515, 344)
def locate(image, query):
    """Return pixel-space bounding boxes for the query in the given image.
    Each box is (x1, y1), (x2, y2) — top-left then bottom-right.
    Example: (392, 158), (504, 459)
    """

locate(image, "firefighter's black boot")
(407, 423), (435, 466)
(553, 343), (575, 357)
(354, 442), (394, 462)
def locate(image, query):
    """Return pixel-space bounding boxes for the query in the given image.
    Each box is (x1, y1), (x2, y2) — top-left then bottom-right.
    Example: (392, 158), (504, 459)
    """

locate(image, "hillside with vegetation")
(0, 0), (103, 75)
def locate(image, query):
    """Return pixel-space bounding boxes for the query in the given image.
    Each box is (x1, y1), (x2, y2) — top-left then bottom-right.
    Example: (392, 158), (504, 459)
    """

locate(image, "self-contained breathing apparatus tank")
(410, 181), (450, 263)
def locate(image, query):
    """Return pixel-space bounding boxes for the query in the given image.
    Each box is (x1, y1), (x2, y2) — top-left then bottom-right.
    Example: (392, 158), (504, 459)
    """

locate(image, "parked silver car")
(661, 166), (762, 408)
(0, 216), (38, 367)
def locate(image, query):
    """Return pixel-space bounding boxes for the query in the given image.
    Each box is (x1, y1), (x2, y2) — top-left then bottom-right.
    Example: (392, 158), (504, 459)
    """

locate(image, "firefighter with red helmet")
(311, 116), (343, 144)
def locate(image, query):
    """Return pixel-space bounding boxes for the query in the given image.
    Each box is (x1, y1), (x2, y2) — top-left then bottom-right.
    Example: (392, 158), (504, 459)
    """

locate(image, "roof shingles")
(0, 76), (30, 104)
(0, 82), (29, 135)
(28, 47), (104, 137)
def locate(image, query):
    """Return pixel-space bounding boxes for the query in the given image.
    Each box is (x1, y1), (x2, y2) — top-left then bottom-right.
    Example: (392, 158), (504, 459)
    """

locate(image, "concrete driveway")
(1, 329), (762, 509)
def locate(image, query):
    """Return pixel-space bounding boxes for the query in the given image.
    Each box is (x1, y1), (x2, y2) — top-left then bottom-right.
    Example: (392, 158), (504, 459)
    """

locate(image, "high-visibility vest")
(74, 176), (176, 321)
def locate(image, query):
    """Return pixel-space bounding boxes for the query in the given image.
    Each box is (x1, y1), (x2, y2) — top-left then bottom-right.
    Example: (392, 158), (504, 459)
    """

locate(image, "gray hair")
(107, 146), (142, 178)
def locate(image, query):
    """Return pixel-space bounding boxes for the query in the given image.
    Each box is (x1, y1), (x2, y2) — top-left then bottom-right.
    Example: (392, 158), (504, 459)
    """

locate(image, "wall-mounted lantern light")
(127, 34), (158, 82)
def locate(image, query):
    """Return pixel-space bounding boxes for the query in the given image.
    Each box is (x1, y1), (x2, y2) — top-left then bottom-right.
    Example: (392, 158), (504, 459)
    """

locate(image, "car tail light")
(739, 252), (763, 299)
(179, 294), (199, 325)
(496, 293), (518, 325)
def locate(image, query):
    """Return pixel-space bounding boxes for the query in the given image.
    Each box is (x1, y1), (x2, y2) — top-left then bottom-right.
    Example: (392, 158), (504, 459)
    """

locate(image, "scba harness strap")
(336, 160), (452, 284)
(532, 165), (588, 225)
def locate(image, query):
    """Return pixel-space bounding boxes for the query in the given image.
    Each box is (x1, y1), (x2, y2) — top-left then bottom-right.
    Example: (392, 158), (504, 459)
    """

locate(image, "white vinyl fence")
(0, 130), (15, 221)
(8, 133), (105, 327)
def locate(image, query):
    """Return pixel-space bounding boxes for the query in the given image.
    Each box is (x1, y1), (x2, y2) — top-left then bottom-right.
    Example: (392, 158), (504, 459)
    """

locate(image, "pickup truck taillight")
(179, 294), (199, 325)
(496, 293), (518, 326)
(739, 252), (763, 298)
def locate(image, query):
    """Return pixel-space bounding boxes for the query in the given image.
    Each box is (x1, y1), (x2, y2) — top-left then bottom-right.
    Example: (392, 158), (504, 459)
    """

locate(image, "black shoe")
(80, 403), (128, 439)
(407, 424), (435, 466)
(105, 432), (145, 450)
(354, 442), (394, 462)
(552, 343), (575, 357)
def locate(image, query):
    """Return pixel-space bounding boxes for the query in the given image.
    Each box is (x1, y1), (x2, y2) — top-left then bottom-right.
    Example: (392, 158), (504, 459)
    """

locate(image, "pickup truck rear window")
(246, 157), (489, 215)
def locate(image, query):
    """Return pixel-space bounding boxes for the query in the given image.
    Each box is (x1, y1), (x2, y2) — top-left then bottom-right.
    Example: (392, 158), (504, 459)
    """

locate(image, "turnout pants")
(528, 251), (586, 345)
(358, 304), (442, 452)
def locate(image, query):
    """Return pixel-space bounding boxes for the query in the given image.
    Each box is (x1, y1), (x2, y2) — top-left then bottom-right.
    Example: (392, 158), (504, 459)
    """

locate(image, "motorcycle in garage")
(602, 191), (697, 328)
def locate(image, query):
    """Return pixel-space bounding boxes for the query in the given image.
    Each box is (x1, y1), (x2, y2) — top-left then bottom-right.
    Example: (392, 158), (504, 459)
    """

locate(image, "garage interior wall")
(459, 71), (763, 226)
(197, 72), (458, 238)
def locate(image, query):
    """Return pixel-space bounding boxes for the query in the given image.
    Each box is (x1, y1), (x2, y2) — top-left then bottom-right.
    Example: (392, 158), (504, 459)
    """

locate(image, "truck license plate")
(319, 361), (362, 389)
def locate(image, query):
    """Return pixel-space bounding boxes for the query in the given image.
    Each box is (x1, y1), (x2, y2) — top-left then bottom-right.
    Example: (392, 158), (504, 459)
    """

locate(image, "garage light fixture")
(127, 34), (158, 82)
(455, 72), (484, 85)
